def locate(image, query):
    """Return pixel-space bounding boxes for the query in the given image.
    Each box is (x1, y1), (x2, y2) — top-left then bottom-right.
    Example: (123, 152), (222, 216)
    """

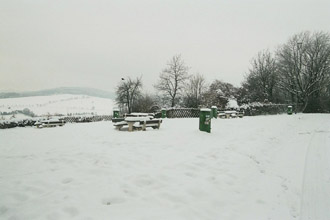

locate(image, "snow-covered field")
(0, 114), (330, 220)
(0, 95), (115, 117)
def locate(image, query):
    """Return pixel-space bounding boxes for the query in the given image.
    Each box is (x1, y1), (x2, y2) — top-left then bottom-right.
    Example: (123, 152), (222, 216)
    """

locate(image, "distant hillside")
(0, 87), (115, 99)
(0, 94), (115, 116)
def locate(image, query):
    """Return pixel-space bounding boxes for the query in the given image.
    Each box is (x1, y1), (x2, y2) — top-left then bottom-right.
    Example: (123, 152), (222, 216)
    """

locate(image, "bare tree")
(155, 55), (189, 107)
(277, 31), (330, 112)
(132, 93), (156, 113)
(245, 50), (277, 102)
(183, 73), (207, 108)
(115, 76), (142, 113)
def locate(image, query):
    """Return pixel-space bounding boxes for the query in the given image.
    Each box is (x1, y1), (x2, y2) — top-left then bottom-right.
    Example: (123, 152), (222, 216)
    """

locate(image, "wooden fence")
(163, 104), (300, 118)
(166, 108), (200, 118)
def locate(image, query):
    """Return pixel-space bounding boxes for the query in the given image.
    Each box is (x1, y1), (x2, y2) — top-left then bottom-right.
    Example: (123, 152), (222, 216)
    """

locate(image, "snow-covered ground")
(0, 95), (115, 117)
(0, 114), (330, 220)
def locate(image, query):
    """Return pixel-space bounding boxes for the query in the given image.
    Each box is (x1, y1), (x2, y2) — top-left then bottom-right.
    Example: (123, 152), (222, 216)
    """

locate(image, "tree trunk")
(303, 92), (323, 113)
(171, 98), (175, 107)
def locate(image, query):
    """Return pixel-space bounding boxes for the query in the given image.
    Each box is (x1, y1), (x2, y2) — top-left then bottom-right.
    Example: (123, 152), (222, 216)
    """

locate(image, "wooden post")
(142, 121), (146, 131)
(127, 122), (134, 132)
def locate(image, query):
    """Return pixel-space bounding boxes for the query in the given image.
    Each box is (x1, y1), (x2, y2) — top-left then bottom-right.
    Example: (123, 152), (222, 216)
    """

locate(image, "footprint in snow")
(281, 184), (288, 191)
(61, 178), (73, 184)
(62, 207), (79, 217)
(102, 197), (125, 206)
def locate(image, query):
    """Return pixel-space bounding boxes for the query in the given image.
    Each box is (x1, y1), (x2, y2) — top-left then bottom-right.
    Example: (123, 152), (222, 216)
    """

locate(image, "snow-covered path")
(300, 122), (330, 220)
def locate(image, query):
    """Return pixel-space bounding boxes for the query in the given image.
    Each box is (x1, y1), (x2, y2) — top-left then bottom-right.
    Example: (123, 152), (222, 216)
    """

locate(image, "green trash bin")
(287, 105), (293, 115)
(211, 106), (218, 119)
(199, 108), (211, 133)
(161, 108), (167, 118)
(113, 108), (119, 118)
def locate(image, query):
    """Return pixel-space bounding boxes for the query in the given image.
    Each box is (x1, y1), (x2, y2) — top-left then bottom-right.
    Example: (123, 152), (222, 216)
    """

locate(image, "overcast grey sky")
(1, 0), (329, 93)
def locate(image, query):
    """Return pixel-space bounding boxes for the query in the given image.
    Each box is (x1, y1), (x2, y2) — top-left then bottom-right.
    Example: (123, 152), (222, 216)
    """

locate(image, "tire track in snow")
(300, 125), (330, 220)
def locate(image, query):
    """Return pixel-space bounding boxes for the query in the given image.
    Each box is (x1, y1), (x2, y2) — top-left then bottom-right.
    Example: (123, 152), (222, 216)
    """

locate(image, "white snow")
(125, 117), (152, 122)
(300, 125), (330, 220)
(0, 94), (115, 116)
(128, 113), (150, 117)
(0, 114), (330, 220)
(224, 110), (237, 114)
(226, 98), (239, 109)
(240, 102), (264, 109)
(0, 113), (32, 121)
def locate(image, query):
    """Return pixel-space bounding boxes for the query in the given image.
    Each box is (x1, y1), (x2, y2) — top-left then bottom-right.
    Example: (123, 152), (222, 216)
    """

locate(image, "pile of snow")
(0, 114), (330, 219)
(0, 94), (115, 117)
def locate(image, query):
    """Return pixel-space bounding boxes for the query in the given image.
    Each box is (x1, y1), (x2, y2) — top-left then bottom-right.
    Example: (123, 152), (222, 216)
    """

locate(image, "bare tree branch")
(155, 55), (189, 107)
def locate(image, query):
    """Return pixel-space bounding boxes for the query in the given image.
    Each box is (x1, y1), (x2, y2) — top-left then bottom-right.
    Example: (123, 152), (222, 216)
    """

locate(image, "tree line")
(116, 31), (330, 114)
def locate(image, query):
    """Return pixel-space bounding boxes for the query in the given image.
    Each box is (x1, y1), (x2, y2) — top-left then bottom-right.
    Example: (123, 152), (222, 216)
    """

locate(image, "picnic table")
(113, 113), (162, 131)
(218, 110), (244, 119)
(125, 116), (151, 132)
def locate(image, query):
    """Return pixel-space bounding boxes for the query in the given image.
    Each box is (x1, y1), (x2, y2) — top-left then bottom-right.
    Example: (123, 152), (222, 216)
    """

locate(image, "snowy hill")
(0, 87), (115, 99)
(0, 94), (115, 117)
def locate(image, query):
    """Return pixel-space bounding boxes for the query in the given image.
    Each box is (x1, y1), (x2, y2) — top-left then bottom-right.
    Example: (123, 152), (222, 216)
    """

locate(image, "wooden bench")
(112, 118), (125, 123)
(238, 111), (244, 118)
(113, 121), (128, 130)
